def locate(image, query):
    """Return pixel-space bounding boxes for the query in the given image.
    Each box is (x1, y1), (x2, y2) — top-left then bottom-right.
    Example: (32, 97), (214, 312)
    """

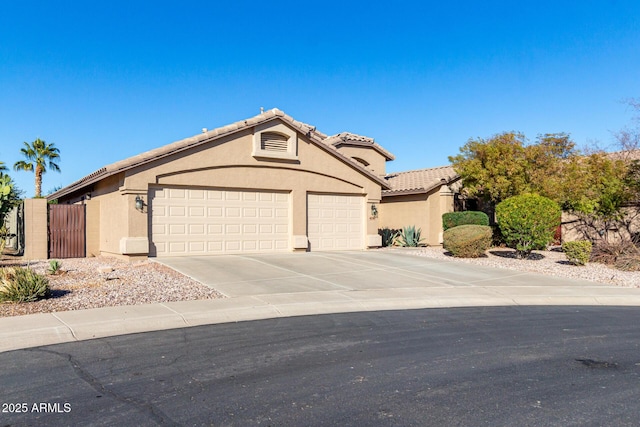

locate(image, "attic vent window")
(252, 122), (298, 161)
(353, 157), (370, 167)
(261, 132), (289, 152)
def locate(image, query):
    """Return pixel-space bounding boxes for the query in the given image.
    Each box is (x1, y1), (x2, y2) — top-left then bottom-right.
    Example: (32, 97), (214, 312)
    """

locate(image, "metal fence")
(49, 204), (86, 258)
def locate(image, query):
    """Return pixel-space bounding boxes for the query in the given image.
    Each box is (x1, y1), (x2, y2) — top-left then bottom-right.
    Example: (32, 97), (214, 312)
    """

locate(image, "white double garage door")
(150, 187), (364, 256)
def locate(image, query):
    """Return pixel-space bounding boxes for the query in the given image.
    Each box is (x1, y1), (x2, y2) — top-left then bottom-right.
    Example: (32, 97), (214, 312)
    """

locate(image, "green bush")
(0, 267), (50, 303)
(397, 226), (425, 247)
(378, 228), (400, 247)
(562, 240), (592, 266)
(496, 194), (561, 259)
(442, 211), (490, 231)
(48, 260), (62, 275)
(443, 224), (493, 258)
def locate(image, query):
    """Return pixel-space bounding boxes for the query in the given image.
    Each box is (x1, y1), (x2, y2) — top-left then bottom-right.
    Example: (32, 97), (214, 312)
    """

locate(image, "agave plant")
(48, 260), (63, 275)
(398, 226), (425, 247)
(379, 228), (400, 247)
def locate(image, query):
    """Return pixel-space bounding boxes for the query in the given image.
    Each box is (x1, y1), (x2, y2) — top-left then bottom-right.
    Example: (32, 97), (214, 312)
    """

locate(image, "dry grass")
(591, 241), (640, 272)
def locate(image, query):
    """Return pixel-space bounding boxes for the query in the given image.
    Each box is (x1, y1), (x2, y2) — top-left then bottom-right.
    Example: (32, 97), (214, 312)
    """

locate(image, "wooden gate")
(49, 204), (86, 258)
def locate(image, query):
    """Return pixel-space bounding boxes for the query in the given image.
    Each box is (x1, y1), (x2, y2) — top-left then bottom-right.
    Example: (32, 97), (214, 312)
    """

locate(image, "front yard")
(0, 256), (223, 318)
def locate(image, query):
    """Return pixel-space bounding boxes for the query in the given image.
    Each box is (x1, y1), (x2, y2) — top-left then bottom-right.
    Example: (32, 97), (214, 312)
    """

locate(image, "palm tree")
(0, 161), (7, 176)
(13, 138), (61, 198)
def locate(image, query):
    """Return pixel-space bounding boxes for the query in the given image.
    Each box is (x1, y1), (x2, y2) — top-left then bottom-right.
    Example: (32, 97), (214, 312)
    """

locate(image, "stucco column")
(291, 189), (308, 250)
(85, 199), (101, 257)
(119, 190), (150, 256)
(367, 200), (382, 247)
(437, 185), (456, 244)
(22, 198), (48, 260)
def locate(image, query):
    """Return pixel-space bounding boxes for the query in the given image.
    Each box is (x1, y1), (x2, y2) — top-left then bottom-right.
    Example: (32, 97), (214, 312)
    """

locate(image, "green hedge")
(443, 224), (493, 258)
(442, 211), (490, 231)
(496, 194), (561, 259)
(562, 240), (592, 266)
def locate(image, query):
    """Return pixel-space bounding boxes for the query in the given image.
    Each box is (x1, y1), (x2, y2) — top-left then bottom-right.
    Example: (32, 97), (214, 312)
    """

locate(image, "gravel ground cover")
(396, 246), (639, 288)
(0, 256), (223, 318)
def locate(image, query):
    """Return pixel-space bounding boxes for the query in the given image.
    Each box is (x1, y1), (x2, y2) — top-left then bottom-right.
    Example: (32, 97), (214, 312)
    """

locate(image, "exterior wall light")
(370, 204), (378, 219)
(135, 195), (144, 211)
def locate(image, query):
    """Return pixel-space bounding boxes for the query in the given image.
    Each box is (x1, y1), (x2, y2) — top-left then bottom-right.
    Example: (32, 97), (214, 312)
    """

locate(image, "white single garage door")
(307, 193), (364, 251)
(151, 187), (290, 256)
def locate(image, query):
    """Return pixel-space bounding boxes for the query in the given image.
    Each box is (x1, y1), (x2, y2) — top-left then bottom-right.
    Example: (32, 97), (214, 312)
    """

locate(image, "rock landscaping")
(0, 256), (223, 318)
(402, 246), (639, 288)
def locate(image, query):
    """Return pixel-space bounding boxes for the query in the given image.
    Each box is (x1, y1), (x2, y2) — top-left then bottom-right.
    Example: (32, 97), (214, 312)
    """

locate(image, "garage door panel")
(308, 194), (364, 251)
(189, 241), (205, 252)
(225, 224), (241, 234)
(208, 224), (223, 234)
(169, 206), (186, 216)
(243, 224), (257, 234)
(170, 224), (185, 234)
(208, 207), (223, 217)
(208, 191), (223, 200)
(226, 207), (241, 217)
(189, 224), (205, 234)
(189, 207), (205, 216)
(243, 241), (257, 251)
(226, 241), (241, 251)
(169, 242), (186, 253)
(151, 187), (290, 256)
(208, 241), (223, 251)
(169, 189), (186, 198)
(243, 208), (257, 217)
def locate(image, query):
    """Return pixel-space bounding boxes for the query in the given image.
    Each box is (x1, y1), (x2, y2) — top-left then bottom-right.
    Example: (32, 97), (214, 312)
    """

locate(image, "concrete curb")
(3, 285), (640, 353)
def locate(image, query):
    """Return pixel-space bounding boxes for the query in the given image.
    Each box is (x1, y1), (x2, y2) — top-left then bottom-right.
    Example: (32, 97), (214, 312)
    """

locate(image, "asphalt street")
(2, 306), (640, 426)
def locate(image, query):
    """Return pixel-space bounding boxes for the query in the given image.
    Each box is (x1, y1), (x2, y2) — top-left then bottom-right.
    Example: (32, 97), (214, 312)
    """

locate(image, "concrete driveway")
(156, 250), (606, 298)
(5, 250), (640, 353)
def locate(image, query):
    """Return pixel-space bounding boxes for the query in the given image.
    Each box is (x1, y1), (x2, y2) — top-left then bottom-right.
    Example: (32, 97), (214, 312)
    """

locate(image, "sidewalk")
(3, 283), (640, 353)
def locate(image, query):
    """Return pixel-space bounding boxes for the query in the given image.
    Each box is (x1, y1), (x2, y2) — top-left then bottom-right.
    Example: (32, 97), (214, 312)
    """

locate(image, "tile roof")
(607, 149), (640, 162)
(383, 165), (459, 196)
(49, 108), (393, 200)
(324, 132), (395, 160)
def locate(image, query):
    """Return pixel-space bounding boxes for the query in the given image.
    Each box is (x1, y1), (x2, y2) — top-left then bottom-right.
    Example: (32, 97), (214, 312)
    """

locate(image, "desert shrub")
(0, 267), (50, 303)
(397, 226), (425, 247)
(562, 240), (592, 266)
(443, 224), (493, 258)
(48, 260), (62, 275)
(496, 194), (561, 259)
(591, 241), (640, 271)
(442, 211), (490, 231)
(378, 228), (400, 247)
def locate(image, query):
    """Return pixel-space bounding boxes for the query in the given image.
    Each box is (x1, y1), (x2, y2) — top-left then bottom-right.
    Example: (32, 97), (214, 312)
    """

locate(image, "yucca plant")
(48, 259), (62, 275)
(0, 267), (50, 303)
(397, 226), (425, 247)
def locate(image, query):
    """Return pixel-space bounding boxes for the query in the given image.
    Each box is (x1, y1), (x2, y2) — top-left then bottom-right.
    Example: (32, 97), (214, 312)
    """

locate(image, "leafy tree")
(0, 174), (22, 242)
(13, 138), (61, 198)
(0, 162), (22, 230)
(448, 132), (529, 203)
(626, 160), (640, 202)
(449, 132), (576, 204)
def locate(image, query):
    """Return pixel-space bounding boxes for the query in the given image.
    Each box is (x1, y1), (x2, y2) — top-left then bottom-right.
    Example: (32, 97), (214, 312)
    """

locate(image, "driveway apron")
(155, 251), (606, 298)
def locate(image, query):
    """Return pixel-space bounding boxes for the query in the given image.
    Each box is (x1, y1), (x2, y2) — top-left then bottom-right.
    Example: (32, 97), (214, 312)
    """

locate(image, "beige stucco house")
(379, 166), (460, 246)
(49, 108), (459, 260)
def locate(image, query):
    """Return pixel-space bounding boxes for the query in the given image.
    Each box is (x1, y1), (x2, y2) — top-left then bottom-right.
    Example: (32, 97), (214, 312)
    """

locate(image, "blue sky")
(1, 1), (639, 197)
